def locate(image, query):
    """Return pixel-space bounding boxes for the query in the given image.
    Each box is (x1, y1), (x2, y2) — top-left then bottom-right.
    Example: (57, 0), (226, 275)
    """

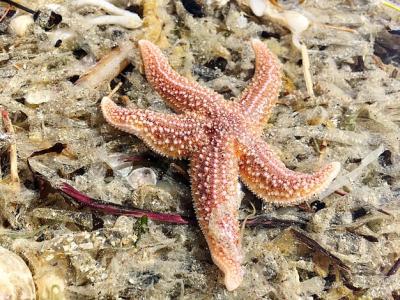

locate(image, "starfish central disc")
(101, 39), (340, 291)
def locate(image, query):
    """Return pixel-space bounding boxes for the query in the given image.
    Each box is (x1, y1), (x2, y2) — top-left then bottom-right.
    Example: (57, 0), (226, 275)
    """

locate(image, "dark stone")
(310, 200), (326, 212)
(204, 57), (228, 71)
(374, 30), (400, 67)
(181, 0), (205, 18)
(54, 39), (62, 47)
(68, 75), (80, 83)
(72, 48), (88, 60)
(260, 30), (281, 40)
(126, 5), (143, 18)
(378, 150), (392, 167)
(34, 9), (62, 31)
(351, 207), (367, 220)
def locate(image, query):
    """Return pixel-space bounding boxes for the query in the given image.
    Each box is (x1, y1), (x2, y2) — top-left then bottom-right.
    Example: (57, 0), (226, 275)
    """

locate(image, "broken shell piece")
(280, 10), (310, 49)
(249, 0), (267, 16)
(206, 0), (230, 7)
(0, 246), (36, 300)
(35, 270), (66, 300)
(75, 41), (133, 89)
(248, 0), (310, 49)
(103, 153), (133, 176)
(47, 29), (78, 49)
(25, 88), (57, 105)
(127, 167), (157, 189)
(74, 0), (142, 29)
(9, 15), (34, 37)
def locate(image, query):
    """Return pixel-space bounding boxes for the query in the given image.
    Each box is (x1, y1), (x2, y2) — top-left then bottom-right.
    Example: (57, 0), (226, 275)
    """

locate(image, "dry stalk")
(1, 109), (20, 188)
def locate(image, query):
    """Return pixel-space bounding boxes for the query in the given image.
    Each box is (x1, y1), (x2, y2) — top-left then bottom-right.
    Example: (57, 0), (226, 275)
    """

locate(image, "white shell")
(282, 10), (310, 37)
(25, 89), (56, 105)
(9, 15), (34, 37)
(127, 167), (157, 189)
(0, 246), (36, 300)
(249, 0), (267, 17)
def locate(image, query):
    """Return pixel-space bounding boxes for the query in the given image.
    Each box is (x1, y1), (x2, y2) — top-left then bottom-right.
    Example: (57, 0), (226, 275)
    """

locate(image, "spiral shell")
(0, 246), (36, 300)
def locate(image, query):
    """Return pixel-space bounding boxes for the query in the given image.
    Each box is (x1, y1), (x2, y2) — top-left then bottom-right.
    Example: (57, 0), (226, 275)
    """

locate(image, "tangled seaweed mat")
(0, 0), (399, 299)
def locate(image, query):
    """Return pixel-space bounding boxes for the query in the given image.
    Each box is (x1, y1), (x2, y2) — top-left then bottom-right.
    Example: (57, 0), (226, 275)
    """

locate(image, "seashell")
(35, 270), (66, 300)
(9, 15), (34, 37)
(249, 0), (267, 17)
(127, 167), (157, 189)
(25, 88), (57, 105)
(0, 246), (36, 300)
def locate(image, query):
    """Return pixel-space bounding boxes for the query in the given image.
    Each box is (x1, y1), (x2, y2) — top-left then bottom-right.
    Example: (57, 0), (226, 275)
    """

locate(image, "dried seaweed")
(60, 182), (193, 225)
(387, 257), (400, 277)
(291, 228), (350, 272)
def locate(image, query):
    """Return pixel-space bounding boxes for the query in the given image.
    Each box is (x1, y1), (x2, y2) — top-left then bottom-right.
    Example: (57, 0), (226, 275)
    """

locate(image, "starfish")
(101, 39), (340, 291)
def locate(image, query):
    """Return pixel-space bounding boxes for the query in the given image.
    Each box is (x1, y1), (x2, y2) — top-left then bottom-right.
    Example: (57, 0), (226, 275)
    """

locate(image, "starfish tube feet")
(101, 97), (207, 158)
(138, 40), (225, 114)
(190, 141), (244, 291)
(238, 140), (341, 204)
(239, 39), (281, 126)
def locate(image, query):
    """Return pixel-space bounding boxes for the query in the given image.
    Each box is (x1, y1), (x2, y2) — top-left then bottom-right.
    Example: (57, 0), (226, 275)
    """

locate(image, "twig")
(322, 24), (358, 34)
(319, 145), (385, 199)
(60, 182), (193, 225)
(382, 0), (400, 12)
(0, 4), (10, 23)
(75, 42), (133, 90)
(0, 0), (35, 14)
(1, 110), (19, 187)
(387, 257), (400, 276)
(291, 228), (350, 271)
(301, 44), (315, 98)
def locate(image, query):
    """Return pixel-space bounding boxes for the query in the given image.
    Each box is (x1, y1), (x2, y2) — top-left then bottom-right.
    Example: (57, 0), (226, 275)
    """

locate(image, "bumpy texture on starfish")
(101, 39), (341, 291)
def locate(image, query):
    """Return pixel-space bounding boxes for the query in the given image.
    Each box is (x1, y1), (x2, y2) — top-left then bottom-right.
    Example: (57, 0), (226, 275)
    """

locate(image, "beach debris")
(245, 215), (306, 228)
(374, 30), (400, 67)
(249, 0), (310, 49)
(4, 0), (62, 35)
(290, 228), (350, 271)
(104, 153), (158, 189)
(127, 167), (157, 189)
(75, 41), (133, 89)
(8, 14), (33, 36)
(387, 257), (400, 276)
(181, 0), (205, 17)
(246, 0), (315, 97)
(0, 246), (36, 300)
(141, 0), (170, 47)
(33, 8), (62, 31)
(382, 0), (400, 12)
(319, 145), (385, 199)
(0, 109), (19, 188)
(74, 0), (142, 29)
(24, 88), (57, 105)
(0, 0), (35, 14)
(60, 182), (193, 224)
(35, 270), (66, 300)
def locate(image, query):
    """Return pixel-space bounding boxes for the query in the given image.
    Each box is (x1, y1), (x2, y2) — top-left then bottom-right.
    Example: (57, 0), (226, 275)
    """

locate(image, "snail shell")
(0, 246), (36, 300)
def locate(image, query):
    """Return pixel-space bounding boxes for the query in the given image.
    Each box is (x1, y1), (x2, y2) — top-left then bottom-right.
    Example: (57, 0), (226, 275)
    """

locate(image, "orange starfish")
(101, 39), (340, 291)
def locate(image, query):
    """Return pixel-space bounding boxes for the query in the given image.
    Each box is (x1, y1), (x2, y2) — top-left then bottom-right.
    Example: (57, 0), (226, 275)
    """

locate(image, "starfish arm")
(238, 137), (340, 204)
(238, 40), (281, 127)
(139, 40), (225, 114)
(101, 97), (207, 158)
(190, 138), (244, 291)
